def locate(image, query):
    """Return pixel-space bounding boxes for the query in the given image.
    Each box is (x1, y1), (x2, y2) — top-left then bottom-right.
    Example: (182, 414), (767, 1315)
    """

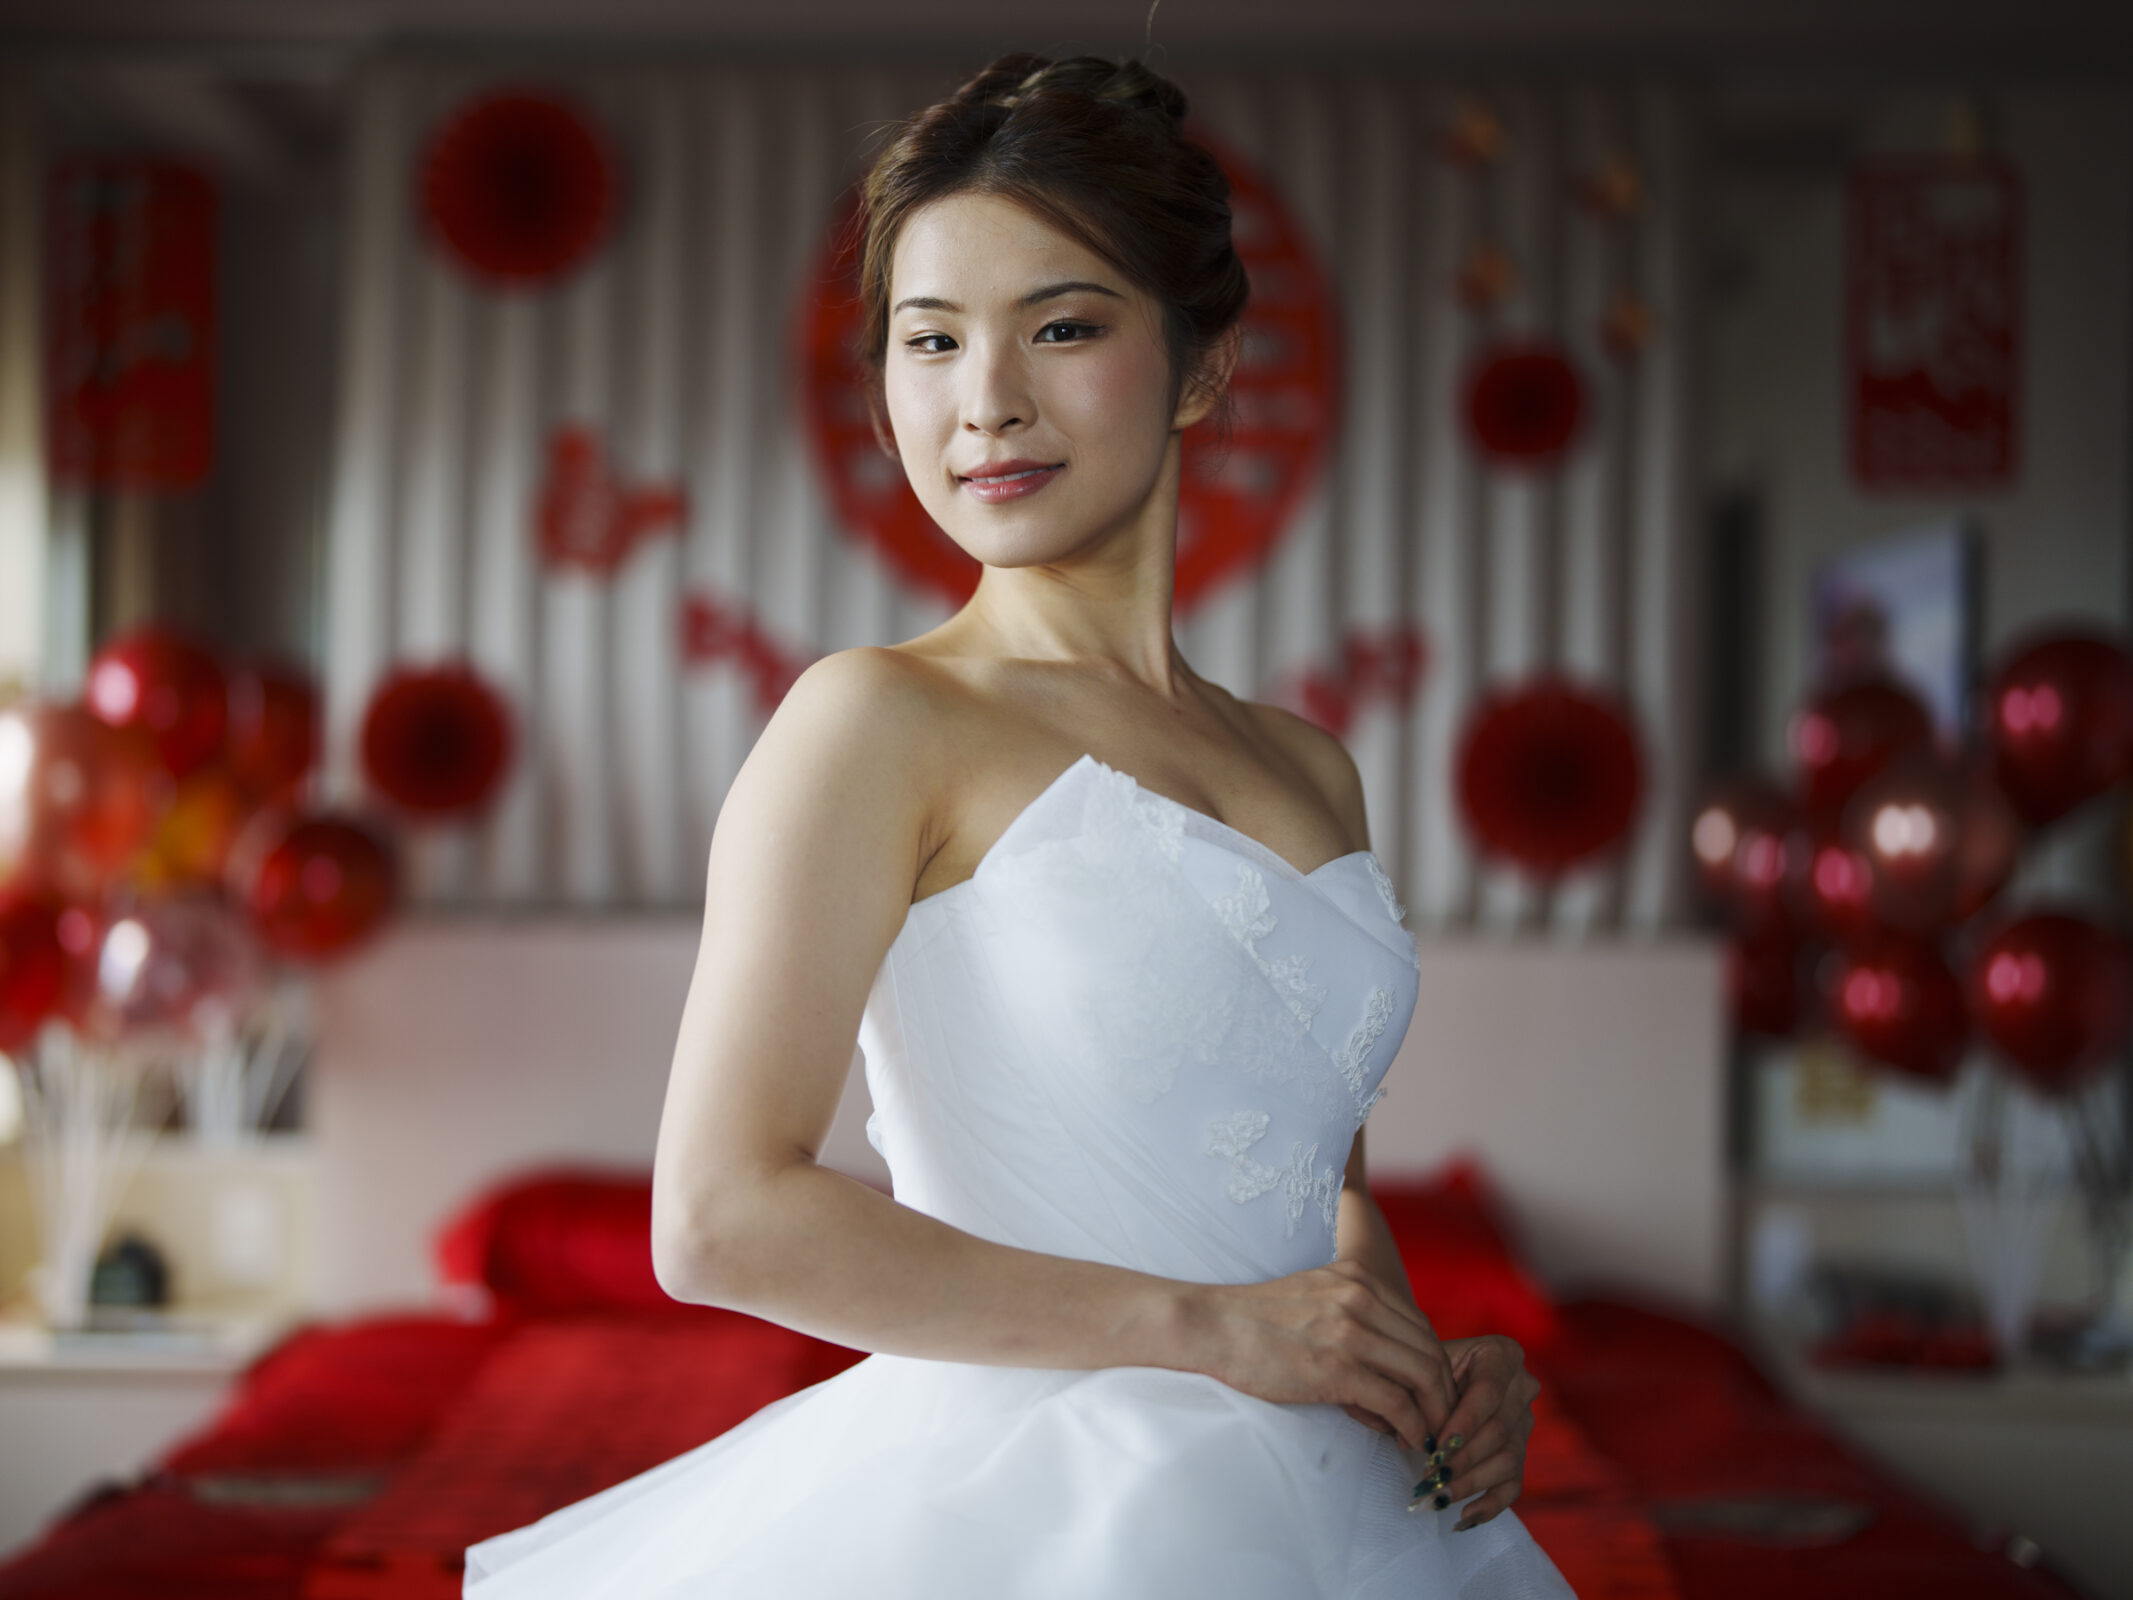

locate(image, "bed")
(0, 1160), (2084, 1600)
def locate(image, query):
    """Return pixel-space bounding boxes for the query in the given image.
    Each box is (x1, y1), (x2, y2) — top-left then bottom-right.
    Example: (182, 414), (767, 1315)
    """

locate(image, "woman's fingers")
(1452, 1476), (1522, 1531)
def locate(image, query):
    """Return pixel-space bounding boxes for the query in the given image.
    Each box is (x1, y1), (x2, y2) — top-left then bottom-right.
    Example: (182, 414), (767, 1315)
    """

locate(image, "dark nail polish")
(1424, 1435), (1437, 1454)
(1432, 1492), (1450, 1510)
(1412, 1478), (1433, 1499)
(1429, 1450), (1446, 1467)
(1433, 1466), (1452, 1489)
(1446, 1433), (1466, 1453)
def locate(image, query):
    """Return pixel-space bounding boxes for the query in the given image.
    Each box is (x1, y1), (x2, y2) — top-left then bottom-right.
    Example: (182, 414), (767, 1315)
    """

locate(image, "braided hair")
(855, 53), (1248, 424)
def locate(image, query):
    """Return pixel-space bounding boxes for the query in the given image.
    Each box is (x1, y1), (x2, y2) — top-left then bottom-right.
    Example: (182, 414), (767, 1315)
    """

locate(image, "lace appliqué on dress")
(1364, 857), (1407, 924)
(1206, 1109), (1344, 1236)
(1333, 985), (1395, 1128)
(1211, 861), (1328, 1029)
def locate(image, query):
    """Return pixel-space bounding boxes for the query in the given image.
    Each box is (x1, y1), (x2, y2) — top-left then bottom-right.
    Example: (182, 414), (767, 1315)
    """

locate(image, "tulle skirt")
(464, 1350), (1577, 1598)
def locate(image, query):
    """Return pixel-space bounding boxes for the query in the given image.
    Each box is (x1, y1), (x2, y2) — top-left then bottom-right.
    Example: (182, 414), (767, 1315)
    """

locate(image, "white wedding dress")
(464, 753), (1577, 1598)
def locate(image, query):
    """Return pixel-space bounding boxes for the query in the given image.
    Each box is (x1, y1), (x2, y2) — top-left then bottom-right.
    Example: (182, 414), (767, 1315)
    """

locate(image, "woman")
(467, 52), (1574, 1598)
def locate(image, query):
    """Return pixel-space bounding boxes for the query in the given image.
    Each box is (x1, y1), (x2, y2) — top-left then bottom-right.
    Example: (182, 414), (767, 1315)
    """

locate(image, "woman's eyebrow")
(891, 280), (1125, 316)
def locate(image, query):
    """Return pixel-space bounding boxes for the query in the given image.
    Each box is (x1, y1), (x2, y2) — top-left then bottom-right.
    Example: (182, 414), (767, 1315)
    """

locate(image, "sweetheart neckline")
(909, 752), (1379, 913)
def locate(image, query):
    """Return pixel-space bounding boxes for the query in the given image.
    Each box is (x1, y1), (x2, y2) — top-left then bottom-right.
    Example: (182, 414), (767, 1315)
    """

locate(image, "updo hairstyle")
(855, 53), (1249, 428)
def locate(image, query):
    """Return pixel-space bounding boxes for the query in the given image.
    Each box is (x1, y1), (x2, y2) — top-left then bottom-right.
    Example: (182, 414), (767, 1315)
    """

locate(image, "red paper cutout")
(536, 426), (687, 575)
(679, 591), (814, 716)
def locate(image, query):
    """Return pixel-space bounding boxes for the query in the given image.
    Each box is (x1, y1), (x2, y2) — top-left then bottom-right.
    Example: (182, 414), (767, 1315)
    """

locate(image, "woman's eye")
(905, 334), (956, 354)
(1036, 320), (1101, 344)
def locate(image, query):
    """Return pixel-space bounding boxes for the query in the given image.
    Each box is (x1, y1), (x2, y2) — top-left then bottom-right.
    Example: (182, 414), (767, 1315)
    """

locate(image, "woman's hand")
(1188, 1258), (1458, 1452)
(1417, 1335), (1538, 1529)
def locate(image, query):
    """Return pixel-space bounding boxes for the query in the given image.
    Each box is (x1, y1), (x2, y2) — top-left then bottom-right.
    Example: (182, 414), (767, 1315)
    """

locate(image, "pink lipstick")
(959, 460), (1065, 503)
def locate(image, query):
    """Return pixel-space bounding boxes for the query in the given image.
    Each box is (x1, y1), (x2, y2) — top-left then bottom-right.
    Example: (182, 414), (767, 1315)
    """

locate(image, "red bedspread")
(0, 1298), (2087, 1599)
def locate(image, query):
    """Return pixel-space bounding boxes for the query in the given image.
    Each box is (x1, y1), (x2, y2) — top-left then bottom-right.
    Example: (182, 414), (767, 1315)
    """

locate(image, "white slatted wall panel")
(323, 59), (1699, 933)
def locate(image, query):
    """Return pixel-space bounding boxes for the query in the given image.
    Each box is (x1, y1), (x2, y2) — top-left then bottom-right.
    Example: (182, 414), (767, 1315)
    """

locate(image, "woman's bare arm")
(651, 650), (1456, 1447)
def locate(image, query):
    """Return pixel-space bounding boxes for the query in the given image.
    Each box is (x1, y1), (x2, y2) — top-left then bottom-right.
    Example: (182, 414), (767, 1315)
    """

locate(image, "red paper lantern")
(1455, 678), (1644, 876)
(1827, 934), (1969, 1085)
(0, 893), (66, 1053)
(1689, 775), (1796, 930)
(1984, 630), (2133, 828)
(0, 702), (168, 899)
(226, 660), (320, 801)
(85, 626), (228, 780)
(1463, 342), (1586, 470)
(360, 665), (515, 818)
(421, 88), (621, 289)
(1968, 911), (2133, 1095)
(1727, 929), (1807, 1038)
(241, 814), (397, 963)
(1789, 678), (1934, 822)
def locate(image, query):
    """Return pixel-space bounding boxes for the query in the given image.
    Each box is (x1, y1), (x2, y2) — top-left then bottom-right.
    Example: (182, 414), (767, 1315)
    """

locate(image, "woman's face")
(882, 190), (1202, 571)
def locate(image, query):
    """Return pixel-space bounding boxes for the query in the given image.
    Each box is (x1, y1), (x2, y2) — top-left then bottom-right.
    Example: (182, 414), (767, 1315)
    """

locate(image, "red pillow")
(1368, 1154), (1563, 1357)
(435, 1167), (688, 1318)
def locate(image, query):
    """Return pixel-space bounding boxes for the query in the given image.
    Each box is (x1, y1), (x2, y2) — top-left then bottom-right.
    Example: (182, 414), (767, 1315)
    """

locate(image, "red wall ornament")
(536, 426), (687, 575)
(1463, 342), (1587, 471)
(797, 128), (1339, 615)
(1454, 677), (1644, 877)
(1847, 157), (2021, 491)
(359, 666), (516, 819)
(45, 159), (218, 490)
(421, 89), (621, 289)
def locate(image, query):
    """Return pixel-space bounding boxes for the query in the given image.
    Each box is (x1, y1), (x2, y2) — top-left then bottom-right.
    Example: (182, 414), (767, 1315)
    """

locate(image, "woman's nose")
(961, 340), (1032, 434)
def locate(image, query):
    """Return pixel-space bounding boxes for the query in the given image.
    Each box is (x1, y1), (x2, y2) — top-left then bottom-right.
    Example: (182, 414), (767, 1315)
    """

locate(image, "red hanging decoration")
(1788, 824), (1881, 945)
(421, 88), (621, 289)
(1983, 629), (2133, 828)
(798, 126), (1338, 615)
(360, 665), (516, 819)
(1463, 342), (1586, 471)
(536, 425), (688, 575)
(1968, 911), (2133, 1095)
(1827, 934), (1969, 1086)
(1788, 677), (1934, 823)
(1455, 677), (1644, 877)
(85, 625), (228, 780)
(45, 159), (219, 490)
(240, 813), (397, 963)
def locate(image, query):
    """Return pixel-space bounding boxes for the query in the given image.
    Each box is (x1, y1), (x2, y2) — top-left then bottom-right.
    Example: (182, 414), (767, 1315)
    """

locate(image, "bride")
(467, 51), (1573, 1599)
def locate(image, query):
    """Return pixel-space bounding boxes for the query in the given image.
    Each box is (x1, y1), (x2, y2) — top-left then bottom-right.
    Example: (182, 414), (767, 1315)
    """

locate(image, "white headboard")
(310, 921), (1726, 1315)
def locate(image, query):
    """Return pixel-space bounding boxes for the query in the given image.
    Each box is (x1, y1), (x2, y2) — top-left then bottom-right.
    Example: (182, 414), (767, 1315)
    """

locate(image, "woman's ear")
(1172, 323), (1243, 432)
(864, 379), (899, 459)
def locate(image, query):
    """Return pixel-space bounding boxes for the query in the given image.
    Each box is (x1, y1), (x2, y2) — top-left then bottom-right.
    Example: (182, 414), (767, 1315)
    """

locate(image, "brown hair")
(854, 52), (1248, 429)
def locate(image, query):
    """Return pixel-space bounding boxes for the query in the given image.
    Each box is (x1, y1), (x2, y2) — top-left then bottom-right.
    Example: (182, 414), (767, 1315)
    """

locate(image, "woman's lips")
(959, 463), (1064, 503)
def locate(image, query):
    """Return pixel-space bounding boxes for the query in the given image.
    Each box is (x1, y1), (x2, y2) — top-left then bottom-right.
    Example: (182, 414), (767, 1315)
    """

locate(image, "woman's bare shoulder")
(1233, 695), (1370, 850)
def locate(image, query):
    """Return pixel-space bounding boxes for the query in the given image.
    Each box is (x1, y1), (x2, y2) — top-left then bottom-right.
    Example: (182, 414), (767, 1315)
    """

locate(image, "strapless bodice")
(858, 753), (1423, 1285)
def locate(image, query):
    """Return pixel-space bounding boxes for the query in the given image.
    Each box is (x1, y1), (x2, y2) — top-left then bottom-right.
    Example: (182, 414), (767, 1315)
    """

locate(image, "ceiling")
(5, 0), (2131, 69)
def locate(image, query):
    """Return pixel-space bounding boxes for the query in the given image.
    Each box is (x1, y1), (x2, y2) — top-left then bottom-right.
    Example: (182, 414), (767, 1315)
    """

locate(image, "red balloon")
(1787, 823), (1881, 944)
(1827, 934), (1969, 1085)
(85, 626), (228, 780)
(1840, 749), (2019, 933)
(1984, 630), (2133, 827)
(1464, 342), (1586, 469)
(226, 660), (320, 801)
(1967, 911), (2133, 1094)
(1790, 678), (1934, 822)
(0, 702), (169, 899)
(360, 665), (515, 818)
(422, 89), (620, 288)
(0, 893), (65, 1053)
(1690, 775), (1796, 930)
(1455, 678), (1644, 877)
(241, 814), (397, 962)
(71, 894), (263, 1046)
(1727, 929), (1807, 1038)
